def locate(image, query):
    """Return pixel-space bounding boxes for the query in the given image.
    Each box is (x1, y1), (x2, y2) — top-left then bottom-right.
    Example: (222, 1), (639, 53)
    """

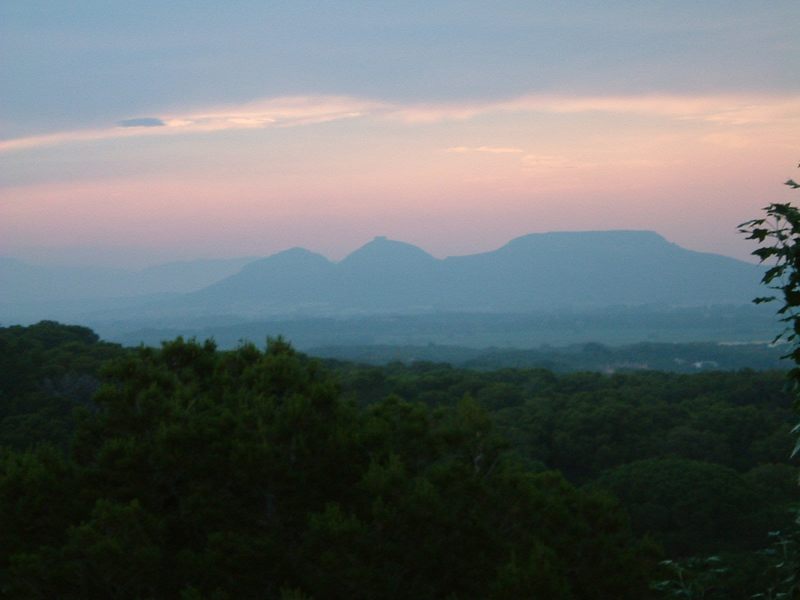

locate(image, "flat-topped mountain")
(176, 230), (765, 316)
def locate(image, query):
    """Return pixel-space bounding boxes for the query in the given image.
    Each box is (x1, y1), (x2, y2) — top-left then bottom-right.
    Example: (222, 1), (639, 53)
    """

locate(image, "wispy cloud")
(0, 96), (380, 153)
(388, 94), (800, 125)
(1, 93), (797, 154)
(446, 146), (524, 154)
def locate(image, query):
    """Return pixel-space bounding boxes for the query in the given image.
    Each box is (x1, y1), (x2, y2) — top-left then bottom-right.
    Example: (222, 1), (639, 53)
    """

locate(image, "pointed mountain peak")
(340, 236), (436, 266)
(271, 246), (326, 260)
(241, 247), (332, 272)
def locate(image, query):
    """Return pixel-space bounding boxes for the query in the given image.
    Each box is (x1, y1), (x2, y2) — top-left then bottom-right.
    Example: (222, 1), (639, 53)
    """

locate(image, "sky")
(1, 1), (798, 267)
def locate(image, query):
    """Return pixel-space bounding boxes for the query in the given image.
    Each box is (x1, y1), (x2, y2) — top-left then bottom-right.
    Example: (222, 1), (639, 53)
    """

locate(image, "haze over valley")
(0, 229), (776, 351)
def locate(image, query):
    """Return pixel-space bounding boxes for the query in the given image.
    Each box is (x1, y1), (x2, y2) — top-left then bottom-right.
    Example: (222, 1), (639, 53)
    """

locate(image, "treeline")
(310, 340), (786, 372)
(0, 322), (796, 598)
(0, 321), (126, 450)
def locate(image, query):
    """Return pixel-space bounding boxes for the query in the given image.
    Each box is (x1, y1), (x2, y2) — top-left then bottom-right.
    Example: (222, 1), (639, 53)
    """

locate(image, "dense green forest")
(1, 322), (797, 598)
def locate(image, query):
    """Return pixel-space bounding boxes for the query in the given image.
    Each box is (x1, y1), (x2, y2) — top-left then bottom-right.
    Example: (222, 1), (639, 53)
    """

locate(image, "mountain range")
(1, 230), (765, 324)
(178, 230), (765, 316)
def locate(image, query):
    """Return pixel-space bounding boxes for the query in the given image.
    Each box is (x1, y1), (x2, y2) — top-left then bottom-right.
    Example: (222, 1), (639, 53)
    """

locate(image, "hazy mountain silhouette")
(0, 256), (255, 322)
(336, 237), (440, 310)
(171, 230), (764, 316)
(437, 231), (760, 310)
(0, 256), (255, 303)
(1, 231), (767, 325)
(191, 248), (337, 313)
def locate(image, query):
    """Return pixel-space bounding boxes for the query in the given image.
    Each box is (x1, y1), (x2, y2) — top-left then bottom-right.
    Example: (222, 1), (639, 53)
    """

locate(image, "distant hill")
(1, 231), (768, 328)
(172, 230), (765, 316)
(0, 256), (255, 322)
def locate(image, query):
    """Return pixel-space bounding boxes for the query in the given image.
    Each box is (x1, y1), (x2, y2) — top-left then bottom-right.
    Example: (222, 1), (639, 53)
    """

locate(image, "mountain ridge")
(177, 230), (765, 316)
(1, 230), (765, 323)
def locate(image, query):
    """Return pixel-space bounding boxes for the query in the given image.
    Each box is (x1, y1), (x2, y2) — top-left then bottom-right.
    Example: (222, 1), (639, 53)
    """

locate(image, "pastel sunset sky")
(1, 1), (798, 267)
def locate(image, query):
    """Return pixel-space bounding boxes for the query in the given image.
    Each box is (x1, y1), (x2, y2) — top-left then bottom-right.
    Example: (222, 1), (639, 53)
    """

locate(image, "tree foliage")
(0, 331), (654, 598)
(1, 322), (795, 597)
(736, 166), (800, 599)
(739, 173), (800, 384)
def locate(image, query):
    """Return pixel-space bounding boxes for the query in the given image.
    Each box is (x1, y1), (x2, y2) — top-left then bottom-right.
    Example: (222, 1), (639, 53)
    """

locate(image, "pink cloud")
(2, 92), (797, 154)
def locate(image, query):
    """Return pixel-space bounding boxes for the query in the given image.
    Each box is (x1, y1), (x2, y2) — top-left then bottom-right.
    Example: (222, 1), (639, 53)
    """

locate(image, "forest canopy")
(0, 322), (795, 598)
